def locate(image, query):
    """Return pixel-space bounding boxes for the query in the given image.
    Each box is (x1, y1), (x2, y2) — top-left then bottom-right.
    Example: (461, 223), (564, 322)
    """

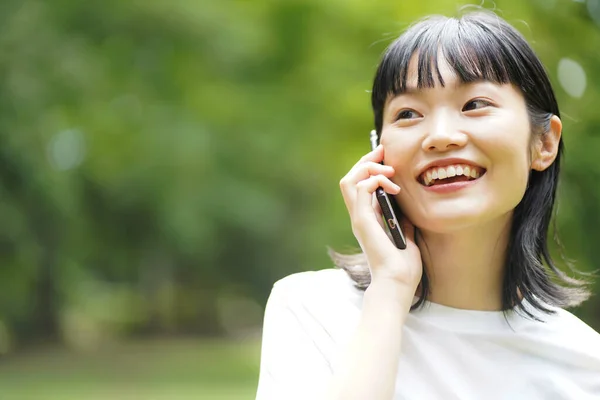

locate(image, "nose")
(421, 112), (468, 152)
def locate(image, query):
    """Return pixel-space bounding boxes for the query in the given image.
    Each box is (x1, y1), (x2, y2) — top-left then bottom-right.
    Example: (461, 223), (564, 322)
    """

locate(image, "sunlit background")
(0, 0), (599, 399)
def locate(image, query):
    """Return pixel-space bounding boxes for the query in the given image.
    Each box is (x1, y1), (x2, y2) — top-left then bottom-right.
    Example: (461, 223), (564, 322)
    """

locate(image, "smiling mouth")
(419, 164), (487, 186)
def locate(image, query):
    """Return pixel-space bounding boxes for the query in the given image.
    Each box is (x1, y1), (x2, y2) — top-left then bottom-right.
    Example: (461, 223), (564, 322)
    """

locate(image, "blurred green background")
(0, 0), (599, 399)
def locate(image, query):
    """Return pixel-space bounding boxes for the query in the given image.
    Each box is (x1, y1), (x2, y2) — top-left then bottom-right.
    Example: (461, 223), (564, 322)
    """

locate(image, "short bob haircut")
(330, 10), (593, 322)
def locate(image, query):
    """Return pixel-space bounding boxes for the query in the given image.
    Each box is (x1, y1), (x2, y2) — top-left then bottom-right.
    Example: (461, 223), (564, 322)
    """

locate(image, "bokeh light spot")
(557, 58), (587, 98)
(47, 129), (86, 171)
(588, 0), (600, 27)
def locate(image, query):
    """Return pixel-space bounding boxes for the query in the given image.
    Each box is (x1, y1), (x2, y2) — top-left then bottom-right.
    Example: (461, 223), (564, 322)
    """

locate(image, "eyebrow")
(399, 80), (470, 97)
(388, 79), (498, 105)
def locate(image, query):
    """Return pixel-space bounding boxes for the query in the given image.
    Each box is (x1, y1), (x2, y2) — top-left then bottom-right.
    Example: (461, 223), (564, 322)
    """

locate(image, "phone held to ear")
(369, 130), (407, 250)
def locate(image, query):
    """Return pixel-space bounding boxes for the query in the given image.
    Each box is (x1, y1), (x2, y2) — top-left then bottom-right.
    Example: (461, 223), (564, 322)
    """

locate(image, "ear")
(531, 115), (562, 171)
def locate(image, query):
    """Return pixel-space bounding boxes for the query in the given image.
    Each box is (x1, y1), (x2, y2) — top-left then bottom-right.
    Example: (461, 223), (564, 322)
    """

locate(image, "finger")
(346, 145), (386, 178)
(341, 161), (395, 193)
(352, 176), (401, 255)
(340, 162), (395, 211)
(354, 175), (401, 223)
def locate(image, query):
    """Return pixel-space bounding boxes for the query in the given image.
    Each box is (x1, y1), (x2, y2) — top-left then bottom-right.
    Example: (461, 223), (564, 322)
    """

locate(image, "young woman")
(255, 10), (600, 400)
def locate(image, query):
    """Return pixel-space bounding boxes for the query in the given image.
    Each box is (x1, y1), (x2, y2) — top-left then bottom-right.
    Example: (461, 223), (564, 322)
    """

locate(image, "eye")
(395, 109), (422, 120)
(462, 99), (492, 112)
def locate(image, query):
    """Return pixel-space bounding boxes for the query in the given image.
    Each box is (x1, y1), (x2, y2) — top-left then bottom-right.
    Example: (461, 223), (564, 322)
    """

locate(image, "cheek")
(380, 131), (420, 182)
(499, 163), (530, 206)
(487, 132), (531, 182)
(484, 134), (532, 207)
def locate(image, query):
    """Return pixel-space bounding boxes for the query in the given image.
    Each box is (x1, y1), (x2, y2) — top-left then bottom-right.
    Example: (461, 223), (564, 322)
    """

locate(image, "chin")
(417, 216), (484, 233)
(410, 204), (499, 233)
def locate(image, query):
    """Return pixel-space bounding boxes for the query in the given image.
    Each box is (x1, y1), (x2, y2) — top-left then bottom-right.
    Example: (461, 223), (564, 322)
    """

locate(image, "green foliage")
(0, 0), (598, 348)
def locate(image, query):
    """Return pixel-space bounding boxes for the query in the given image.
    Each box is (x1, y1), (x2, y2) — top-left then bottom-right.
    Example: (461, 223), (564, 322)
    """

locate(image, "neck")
(415, 213), (513, 311)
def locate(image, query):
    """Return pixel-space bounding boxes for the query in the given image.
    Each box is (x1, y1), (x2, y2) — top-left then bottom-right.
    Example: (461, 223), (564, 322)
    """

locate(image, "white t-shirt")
(255, 268), (600, 400)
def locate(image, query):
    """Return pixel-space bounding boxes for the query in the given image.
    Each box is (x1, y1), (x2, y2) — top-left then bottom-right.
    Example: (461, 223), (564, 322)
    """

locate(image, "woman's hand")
(339, 144), (423, 293)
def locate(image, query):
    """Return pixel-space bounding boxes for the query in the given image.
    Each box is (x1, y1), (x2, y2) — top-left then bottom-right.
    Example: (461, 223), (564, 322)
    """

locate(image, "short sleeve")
(255, 277), (335, 400)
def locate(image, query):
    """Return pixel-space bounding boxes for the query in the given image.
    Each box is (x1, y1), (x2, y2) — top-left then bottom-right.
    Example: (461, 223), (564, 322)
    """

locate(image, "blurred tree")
(0, 0), (597, 350)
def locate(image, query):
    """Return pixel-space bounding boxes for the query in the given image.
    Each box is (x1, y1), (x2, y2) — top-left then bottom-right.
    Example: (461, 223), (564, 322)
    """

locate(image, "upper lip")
(416, 158), (485, 180)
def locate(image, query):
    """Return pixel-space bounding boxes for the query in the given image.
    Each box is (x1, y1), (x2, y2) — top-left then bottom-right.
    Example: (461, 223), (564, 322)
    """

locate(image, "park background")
(0, 0), (599, 399)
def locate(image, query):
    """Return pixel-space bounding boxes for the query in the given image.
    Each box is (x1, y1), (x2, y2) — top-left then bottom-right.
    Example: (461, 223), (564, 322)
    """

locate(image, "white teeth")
(420, 164), (484, 186)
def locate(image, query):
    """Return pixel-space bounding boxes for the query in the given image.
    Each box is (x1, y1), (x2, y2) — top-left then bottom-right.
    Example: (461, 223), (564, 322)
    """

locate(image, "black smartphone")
(369, 130), (407, 250)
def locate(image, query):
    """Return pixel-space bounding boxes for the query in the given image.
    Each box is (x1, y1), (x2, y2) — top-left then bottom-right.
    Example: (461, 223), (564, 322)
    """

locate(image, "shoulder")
(550, 307), (600, 347)
(273, 268), (359, 294)
(270, 268), (363, 308)
(532, 304), (600, 367)
(266, 268), (364, 336)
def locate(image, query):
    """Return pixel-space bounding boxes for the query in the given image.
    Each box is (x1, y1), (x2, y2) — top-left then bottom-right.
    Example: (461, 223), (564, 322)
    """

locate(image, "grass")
(0, 337), (262, 400)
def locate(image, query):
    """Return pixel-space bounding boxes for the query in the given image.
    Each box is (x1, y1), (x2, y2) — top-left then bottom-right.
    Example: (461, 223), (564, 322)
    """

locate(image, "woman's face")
(380, 56), (533, 233)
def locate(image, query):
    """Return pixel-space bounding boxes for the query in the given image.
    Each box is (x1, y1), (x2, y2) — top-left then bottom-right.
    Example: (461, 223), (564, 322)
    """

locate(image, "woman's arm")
(325, 278), (414, 400)
(327, 143), (422, 399)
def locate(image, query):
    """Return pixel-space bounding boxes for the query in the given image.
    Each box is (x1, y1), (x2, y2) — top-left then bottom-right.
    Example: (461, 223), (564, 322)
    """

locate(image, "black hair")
(330, 10), (593, 322)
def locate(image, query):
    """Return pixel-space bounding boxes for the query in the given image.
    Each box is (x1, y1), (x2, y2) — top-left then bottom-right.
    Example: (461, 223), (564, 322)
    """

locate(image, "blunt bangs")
(371, 13), (557, 132)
